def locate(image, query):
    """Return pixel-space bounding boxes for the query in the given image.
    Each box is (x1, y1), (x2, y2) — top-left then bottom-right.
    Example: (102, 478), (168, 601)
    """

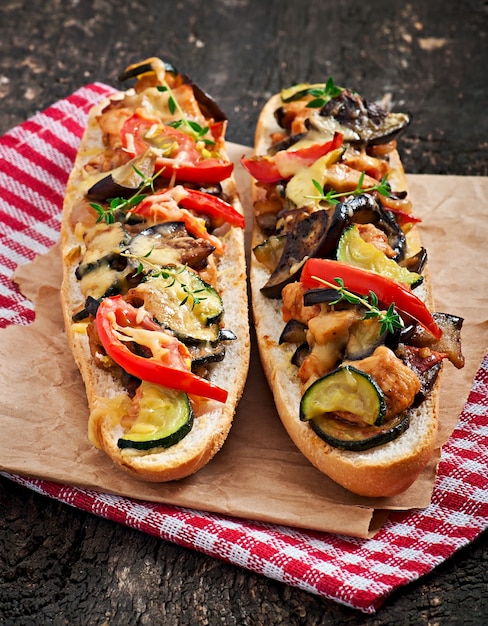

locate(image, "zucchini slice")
(76, 222), (135, 300)
(300, 365), (386, 427)
(118, 382), (193, 451)
(252, 234), (287, 272)
(309, 411), (411, 452)
(133, 265), (224, 343)
(280, 83), (312, 103)
(337, 224), (423, 287)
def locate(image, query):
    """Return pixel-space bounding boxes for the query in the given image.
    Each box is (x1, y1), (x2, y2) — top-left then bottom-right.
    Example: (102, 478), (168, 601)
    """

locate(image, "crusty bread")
(60, 85), (250, 482)
(249, 89), (440, 497)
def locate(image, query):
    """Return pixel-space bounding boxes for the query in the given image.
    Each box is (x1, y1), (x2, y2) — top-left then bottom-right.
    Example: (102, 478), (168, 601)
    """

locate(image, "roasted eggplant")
(319, 88), (411, 147)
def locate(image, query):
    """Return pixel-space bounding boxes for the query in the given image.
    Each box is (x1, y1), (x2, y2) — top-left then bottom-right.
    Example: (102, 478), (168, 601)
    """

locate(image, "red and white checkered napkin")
(2, 85), (488, 614)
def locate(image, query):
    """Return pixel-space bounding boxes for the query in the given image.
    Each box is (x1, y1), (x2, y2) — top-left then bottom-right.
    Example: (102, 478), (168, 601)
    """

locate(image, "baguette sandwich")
(60, 58), (249, 481)
(243, 79), (464, 497)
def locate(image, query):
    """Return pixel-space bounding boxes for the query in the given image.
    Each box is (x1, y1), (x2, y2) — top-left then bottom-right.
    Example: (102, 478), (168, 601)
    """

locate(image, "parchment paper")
(0, 146), (486, 538)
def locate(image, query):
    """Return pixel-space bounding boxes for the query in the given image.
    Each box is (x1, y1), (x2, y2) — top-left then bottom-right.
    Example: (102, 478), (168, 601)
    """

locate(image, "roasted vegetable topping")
(118, 382), (194, 451)
(246, 77), (465, 452)
(300, 365), (386, 427)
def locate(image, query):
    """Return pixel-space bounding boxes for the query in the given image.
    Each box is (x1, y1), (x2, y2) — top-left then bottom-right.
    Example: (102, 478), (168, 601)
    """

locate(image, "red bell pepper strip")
(300, 258), (442, 340)
(121, 113), (233, 184)
(156, 157), (234, 184)
(241, 132), (343, 183)
(95, 296), (228, 403)
(403, 345), (448, 373)
(130, 187), (225, 253)
(240, 154), (281, 183)
(178, 188), (245, 229)
(384, 205), (422, 228)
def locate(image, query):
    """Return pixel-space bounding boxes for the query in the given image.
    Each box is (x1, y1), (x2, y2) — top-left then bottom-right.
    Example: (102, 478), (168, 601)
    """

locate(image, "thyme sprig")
(123, 251), (208, 309)
(157, 81), (215, 147)
(89, 166), (163, 225)
(312, 275), (403, 335)
(307, 172), (391, 206)
(305, 77), (343, 109)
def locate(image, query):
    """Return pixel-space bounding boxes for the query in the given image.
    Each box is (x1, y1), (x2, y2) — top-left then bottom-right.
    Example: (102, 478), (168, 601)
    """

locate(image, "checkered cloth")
(1, 84), (488, 614)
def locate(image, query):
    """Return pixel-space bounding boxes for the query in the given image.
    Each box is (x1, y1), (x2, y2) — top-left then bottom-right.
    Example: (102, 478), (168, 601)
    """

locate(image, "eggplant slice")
(258, 193), (406, 299)
(118, 58), (227, 122)
(319, 88), (411, 147)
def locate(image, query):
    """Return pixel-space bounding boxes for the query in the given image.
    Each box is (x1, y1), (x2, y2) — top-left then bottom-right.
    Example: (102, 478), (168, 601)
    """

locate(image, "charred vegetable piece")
(118, 59), (179, 82)
(72, 295), (101, 322)
(399, 247), (428, 275)
(309, 411), (411, 452)
(129, 265), (223, 343)
(303, 288), (342, 306)
(279, 319), (308, 344)
(261, 209), (331, 298)
(337, 224), (422, 286)
(332, 194), (406, 262)
(300, 365), (386, 427)
(291, 343), (310, 367)
(118, 58), (227, 122)
(86, 150), (159, 202)
(345, 318), (388, 360)
(319, 88), (411, 146)
(260, 194), (408, 300)
(395, 344), (444, 401)
(187, 328), (236, 369)
(76, 223), (139, 300)
(76, 223), (130, 278)
(188, 341), (226, 368)
(117, 382), (193, 451)
(266, 132), (307, 155)
(253, 235), (287, 272)
(128, 222), (215, 271)
(407, 312), (465, 369)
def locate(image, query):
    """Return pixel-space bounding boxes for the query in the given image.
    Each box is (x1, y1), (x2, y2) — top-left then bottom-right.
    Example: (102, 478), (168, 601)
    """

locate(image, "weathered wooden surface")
(1, 0), (488, 623)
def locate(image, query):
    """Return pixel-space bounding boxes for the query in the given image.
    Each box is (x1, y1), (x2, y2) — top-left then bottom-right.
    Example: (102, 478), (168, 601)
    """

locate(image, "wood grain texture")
(1, 0), (488, 623)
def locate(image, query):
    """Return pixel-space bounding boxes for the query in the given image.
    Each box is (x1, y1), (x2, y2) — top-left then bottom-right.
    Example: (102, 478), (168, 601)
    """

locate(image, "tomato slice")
(95, 296), (228, 403)
(121, 113), (197, 158)
(300, 258), (442, 339)
(120, 113), (233, 184)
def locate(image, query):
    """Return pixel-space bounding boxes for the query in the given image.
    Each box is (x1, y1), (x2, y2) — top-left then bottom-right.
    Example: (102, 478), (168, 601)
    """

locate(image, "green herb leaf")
(89, 166), (164, 224)
(158, 81), (216, 146)
(305, 77), (343, 109)
(309, 275), (403, 336)
(306, 174), (391, 205)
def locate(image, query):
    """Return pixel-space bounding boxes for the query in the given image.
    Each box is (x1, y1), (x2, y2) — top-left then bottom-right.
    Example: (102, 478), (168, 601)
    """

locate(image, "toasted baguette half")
(60, 59), (250, 482)
(247, 85), (457, 497)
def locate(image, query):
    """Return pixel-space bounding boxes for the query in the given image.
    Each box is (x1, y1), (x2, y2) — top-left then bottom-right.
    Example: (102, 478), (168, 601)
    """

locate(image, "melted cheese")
(88, 395), (130, 448)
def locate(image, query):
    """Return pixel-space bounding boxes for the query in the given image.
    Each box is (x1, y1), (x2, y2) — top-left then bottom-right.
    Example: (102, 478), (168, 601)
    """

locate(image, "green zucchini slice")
(337, 224), (423, 287)
(280, 83), (311, 103)
(300, 365), (386, 427)
(309, 411), (411, 452)
(134, 265), (224, 343)
(118, 382), (193, 451)
(252, 235), (287, 272)
(76, 222), (134, 300)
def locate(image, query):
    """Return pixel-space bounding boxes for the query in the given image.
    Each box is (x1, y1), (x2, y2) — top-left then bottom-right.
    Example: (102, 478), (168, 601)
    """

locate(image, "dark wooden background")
(1, 0), (487, 623)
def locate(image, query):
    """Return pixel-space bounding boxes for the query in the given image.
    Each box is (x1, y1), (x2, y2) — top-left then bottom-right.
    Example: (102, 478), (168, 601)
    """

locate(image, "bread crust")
(249, 87), (441, 497)
(60, 69), (250, 482)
